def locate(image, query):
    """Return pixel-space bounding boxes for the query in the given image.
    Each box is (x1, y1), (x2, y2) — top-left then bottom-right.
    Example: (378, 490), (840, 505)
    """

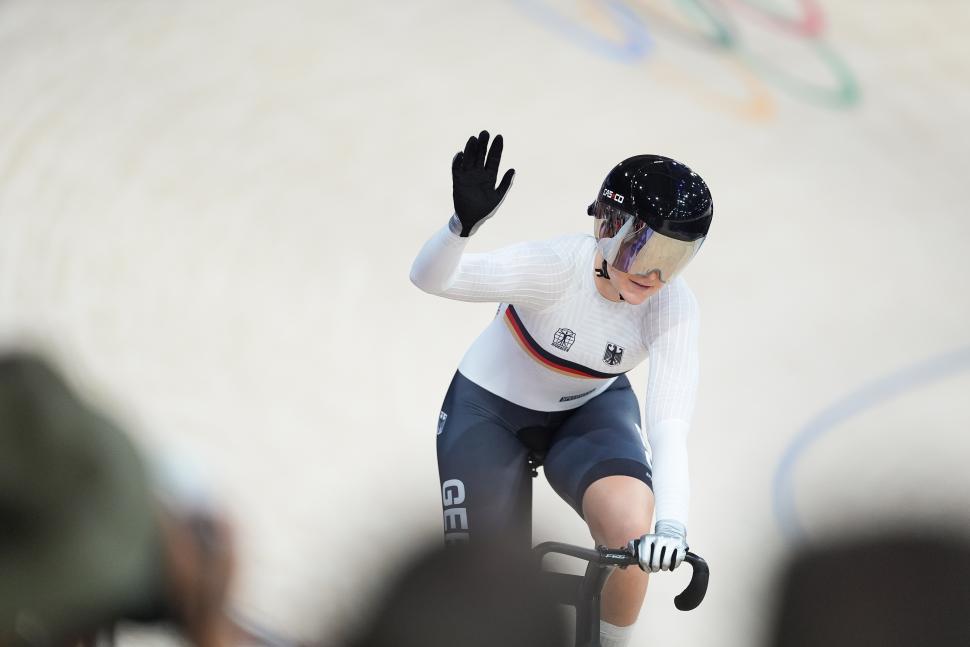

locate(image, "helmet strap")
(595, 259), (610, 279)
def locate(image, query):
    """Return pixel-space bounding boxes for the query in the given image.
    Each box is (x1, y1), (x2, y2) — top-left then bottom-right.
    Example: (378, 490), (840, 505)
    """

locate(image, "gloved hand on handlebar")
(450, 130), (515, 237)
(631, 519), (688, 573)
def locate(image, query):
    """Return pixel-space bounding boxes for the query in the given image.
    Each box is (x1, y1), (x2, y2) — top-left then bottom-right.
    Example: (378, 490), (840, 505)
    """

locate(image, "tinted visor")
(591, 202), (704, 282)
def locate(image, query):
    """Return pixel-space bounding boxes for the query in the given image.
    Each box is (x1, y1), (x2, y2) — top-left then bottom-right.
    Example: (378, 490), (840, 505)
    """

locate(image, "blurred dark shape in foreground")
(0, 350), (565, 647)
(0, 352), (236, 647)
(766, 530), (970, 647)
(344, 540), (568, 647)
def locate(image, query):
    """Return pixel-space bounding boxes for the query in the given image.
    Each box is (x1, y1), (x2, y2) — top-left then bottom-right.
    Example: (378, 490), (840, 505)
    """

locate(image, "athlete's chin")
(621, 283), (663, 304)
(620, 291), (650, 305)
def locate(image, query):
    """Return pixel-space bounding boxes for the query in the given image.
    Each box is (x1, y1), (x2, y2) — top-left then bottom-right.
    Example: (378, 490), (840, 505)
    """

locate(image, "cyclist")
(410, 131), (712, 647)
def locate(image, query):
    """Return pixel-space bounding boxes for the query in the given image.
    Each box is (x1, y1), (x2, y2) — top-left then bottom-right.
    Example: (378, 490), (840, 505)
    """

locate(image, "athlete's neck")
(593, 251), (624, 303)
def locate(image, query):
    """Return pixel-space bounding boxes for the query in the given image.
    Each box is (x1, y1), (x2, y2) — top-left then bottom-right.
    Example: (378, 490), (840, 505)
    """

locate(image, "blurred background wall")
(1, 1), (968, 644)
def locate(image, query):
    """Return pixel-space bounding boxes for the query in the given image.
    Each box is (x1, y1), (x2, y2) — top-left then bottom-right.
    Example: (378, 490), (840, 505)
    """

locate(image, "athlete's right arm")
(408, 224), (574, 310)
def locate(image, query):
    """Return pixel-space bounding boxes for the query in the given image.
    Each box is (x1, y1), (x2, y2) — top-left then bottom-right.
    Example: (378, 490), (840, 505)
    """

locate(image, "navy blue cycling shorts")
(436, 371), (652, 545)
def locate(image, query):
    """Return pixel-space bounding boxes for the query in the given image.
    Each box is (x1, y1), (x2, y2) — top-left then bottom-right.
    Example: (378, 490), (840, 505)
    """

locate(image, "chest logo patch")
(552, 328), (576, 352)
(603, 343), (624, 366)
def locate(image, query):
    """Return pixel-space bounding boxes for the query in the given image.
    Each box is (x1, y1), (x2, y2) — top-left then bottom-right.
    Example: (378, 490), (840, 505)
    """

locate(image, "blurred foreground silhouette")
(344, 540), (568, 647)
(0, 352), (236, 647)
(766, 530), (970, 647)
(1, 351), (566, 647)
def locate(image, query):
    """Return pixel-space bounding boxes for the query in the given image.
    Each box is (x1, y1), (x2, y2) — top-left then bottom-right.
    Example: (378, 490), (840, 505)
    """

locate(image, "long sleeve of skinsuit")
(408, 221), (577, 310)
(641, 281), (699, 528)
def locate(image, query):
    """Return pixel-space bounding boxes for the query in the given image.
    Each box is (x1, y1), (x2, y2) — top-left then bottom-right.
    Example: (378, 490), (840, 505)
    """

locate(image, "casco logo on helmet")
(602, 188), (625, 204)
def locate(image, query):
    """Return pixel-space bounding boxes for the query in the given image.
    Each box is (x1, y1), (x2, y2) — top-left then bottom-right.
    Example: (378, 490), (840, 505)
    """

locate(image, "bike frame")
(533, 542), (709, 647)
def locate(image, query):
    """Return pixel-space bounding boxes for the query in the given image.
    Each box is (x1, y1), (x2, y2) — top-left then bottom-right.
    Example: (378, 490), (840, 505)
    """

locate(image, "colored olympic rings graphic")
(513, 0), (860, 120)
(514, 0), (654, 62)
(722, 0), (825, 37)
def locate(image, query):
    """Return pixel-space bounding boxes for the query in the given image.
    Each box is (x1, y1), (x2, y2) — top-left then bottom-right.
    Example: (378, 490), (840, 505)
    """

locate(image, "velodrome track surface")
(1, 1), (968, 644)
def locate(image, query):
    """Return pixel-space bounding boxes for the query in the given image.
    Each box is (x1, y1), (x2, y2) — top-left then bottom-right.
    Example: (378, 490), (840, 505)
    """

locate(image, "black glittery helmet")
(589, 155), (713, 281)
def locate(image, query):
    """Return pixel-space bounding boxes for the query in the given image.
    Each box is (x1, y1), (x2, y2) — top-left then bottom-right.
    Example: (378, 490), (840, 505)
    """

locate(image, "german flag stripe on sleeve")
(503, 305), (620, 379)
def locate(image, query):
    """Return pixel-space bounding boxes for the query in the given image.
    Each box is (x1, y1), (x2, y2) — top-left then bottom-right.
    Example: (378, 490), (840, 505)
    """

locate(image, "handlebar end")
(673, 552), (709, 611)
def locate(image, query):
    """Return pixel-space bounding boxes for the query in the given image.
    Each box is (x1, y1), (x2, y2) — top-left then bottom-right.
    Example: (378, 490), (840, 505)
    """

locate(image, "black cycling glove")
(451, 130), (515, 237)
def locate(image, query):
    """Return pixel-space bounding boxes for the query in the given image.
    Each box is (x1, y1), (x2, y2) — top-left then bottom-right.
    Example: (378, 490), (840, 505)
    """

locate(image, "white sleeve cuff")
(647, 419), (690, 527)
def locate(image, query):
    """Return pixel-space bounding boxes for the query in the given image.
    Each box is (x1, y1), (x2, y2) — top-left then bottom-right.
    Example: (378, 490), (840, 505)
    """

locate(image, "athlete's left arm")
(643, 279), (700, 532)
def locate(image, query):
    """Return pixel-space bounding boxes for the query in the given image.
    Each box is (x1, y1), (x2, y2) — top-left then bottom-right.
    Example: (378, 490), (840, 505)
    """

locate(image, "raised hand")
(450, 130), (515, 237)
